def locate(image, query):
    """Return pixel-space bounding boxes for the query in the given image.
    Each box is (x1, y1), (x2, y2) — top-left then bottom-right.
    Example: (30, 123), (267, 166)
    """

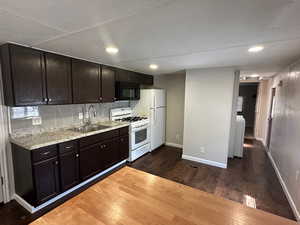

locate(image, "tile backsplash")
(10, 101), (130, 137)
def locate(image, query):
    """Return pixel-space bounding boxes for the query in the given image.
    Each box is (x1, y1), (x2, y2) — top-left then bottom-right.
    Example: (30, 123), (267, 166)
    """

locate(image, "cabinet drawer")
(59, 140), (78, 155)
(79, 129), (119, 148)
(119, 126), (129, 136)
(32, 145), (57, 163)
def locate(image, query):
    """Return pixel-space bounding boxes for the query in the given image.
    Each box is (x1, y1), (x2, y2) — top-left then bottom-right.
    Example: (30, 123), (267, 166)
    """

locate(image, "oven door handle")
(132, 125), (149, 132)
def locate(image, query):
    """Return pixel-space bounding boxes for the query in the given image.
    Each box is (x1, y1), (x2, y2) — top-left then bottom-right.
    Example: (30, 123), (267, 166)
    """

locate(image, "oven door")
(131, 125), (150, 150)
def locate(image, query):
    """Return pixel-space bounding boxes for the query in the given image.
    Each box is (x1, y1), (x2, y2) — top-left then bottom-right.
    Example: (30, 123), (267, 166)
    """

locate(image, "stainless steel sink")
(69, 124), (110, 133)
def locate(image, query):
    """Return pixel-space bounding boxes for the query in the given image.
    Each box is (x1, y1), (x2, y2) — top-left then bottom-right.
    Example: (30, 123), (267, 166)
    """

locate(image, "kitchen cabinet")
(59, 151), (79, 191)
(79, 143), (102, 180)
(72, 59), (101, 104)
(1, 43), (154, 106)
(137, 73), (154, 85)
(59, 141), (80, 191)
(33, 157), (60, 205)
(0, 44), (46, 106)
(116, 68), (153, 85)
(12, 126), (129, 207)
(101, 66), (116, 102)
(45, 53), (72, 104)
(119, 135), (129, 160)
(101, 138), (119, 169)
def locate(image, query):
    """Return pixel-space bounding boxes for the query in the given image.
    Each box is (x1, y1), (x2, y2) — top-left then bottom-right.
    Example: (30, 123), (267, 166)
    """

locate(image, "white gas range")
(110, 108), (150, 162)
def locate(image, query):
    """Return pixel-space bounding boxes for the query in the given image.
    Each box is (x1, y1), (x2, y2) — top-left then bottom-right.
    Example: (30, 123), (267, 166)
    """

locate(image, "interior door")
(0, 165), (3, 203)
(151, 107), (166, 151)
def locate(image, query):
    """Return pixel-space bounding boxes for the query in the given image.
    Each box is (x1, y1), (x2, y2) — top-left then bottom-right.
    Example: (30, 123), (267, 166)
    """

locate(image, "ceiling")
(1, 0), (300, 76)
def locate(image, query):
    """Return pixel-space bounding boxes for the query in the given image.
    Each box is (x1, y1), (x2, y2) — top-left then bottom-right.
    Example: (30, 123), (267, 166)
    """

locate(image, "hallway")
(130, 139), (295, 220)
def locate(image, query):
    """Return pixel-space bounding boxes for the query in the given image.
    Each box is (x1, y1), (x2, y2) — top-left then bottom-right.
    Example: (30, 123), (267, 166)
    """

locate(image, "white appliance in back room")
(134, 89), (166, 151)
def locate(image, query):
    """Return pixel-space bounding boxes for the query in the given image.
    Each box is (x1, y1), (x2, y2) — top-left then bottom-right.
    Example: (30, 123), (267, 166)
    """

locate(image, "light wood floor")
(30, 166), (297, 225)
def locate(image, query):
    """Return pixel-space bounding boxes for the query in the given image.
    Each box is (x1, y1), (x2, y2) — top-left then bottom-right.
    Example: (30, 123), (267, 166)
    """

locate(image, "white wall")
(268, 60), (300, 220)
(183, 68), (237, 168)
(153, 71), (185, 146)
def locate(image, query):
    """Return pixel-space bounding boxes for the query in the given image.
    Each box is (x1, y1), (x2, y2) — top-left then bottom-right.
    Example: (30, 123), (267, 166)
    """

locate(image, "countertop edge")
(10, 123), (130, 150)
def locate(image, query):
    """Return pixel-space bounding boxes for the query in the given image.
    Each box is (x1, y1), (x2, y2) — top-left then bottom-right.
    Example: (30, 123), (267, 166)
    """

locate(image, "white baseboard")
(13, 160), (126, 214)
(165, 142), (183, 148)
(267, 152), (300, 222)
(255, 137), (267, 147)
(182, 154), (227, 169)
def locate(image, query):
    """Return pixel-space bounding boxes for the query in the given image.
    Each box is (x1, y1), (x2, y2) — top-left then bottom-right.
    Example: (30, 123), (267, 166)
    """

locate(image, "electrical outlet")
(32, 117), (42, 125)
(200, 147), (205, 154)
(78, 112), (83, 120)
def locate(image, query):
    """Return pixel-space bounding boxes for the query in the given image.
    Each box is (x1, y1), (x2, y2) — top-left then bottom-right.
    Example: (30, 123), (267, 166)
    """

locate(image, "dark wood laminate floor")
(130, 138), (296, 221)
(0, 138), (295, 224)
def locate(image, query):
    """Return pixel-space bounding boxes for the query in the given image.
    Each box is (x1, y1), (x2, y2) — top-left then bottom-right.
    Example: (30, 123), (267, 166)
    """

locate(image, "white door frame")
(0, 66), (11, 203)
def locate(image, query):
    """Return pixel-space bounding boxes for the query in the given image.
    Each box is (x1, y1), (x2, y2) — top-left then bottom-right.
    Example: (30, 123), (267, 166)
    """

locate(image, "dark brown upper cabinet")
(0, 44), (47, 106)
(137, 73), (154, 85)
(101, 66), (116, 102)
(0, 43), (153, 106)
(116, 68), (153, 85)
(45, 53), (72, 105)
(72, 59), (101, 104)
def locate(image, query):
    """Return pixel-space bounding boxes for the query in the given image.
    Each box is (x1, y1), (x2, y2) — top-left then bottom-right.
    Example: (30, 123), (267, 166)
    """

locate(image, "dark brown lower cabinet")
(79, 143), (102, 181)
(59, 151), (80, 191)
(119, 135), (129, 160)
(12, 126), (129, 207)
(101, 138), (119, 169)
(33, 157), (60, 205)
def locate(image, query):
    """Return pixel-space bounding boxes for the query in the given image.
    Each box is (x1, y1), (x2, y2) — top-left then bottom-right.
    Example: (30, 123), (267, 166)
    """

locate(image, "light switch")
(79, 112), (83, 120)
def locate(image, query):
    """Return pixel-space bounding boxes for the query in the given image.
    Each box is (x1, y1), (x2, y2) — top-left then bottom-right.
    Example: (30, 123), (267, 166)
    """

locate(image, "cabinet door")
(119, 135), (129, 160)
(72, 59), (100, 103)
(45, 53), (72, 104)
(101, 66), (115, 102)
(33, 157), (60, 205)
(10, 45), (46, 106)
(100, 138), (119, 169)
(79, 144), (102, 180)
(59, 151), (79, 191)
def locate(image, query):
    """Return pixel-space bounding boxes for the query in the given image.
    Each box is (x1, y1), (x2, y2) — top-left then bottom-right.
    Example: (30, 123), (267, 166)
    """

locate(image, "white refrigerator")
(135, 89), (166, 151)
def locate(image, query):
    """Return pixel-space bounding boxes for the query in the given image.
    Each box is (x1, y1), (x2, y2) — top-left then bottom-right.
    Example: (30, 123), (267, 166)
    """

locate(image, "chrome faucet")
(86, 104), (97, 125)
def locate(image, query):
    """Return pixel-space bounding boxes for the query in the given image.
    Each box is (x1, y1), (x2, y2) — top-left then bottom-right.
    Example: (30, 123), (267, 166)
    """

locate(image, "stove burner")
(116, 116), (147, 122)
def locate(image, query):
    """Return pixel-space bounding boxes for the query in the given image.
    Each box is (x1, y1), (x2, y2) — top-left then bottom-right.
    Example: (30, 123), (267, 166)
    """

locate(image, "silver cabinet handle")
(48, 98), (52, 102)
(65, 146), (73, 149)
(55, 161), (59, 165)
(76, 154), (79, 158)
(42, 151), (50, 155)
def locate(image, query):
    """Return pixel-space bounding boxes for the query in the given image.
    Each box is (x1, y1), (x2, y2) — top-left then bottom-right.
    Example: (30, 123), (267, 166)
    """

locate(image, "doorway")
(238, 83), (259, 138)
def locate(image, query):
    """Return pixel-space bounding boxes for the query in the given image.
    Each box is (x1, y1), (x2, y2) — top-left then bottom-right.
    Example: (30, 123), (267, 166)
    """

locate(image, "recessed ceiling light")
(248, 45), (264, 53)
(106, 47), (119, 54)
(149, 64), (158, 70)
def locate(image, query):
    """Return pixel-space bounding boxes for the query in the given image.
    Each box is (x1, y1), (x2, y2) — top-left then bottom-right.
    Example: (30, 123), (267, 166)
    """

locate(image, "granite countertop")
(10, 121), (130, 150)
